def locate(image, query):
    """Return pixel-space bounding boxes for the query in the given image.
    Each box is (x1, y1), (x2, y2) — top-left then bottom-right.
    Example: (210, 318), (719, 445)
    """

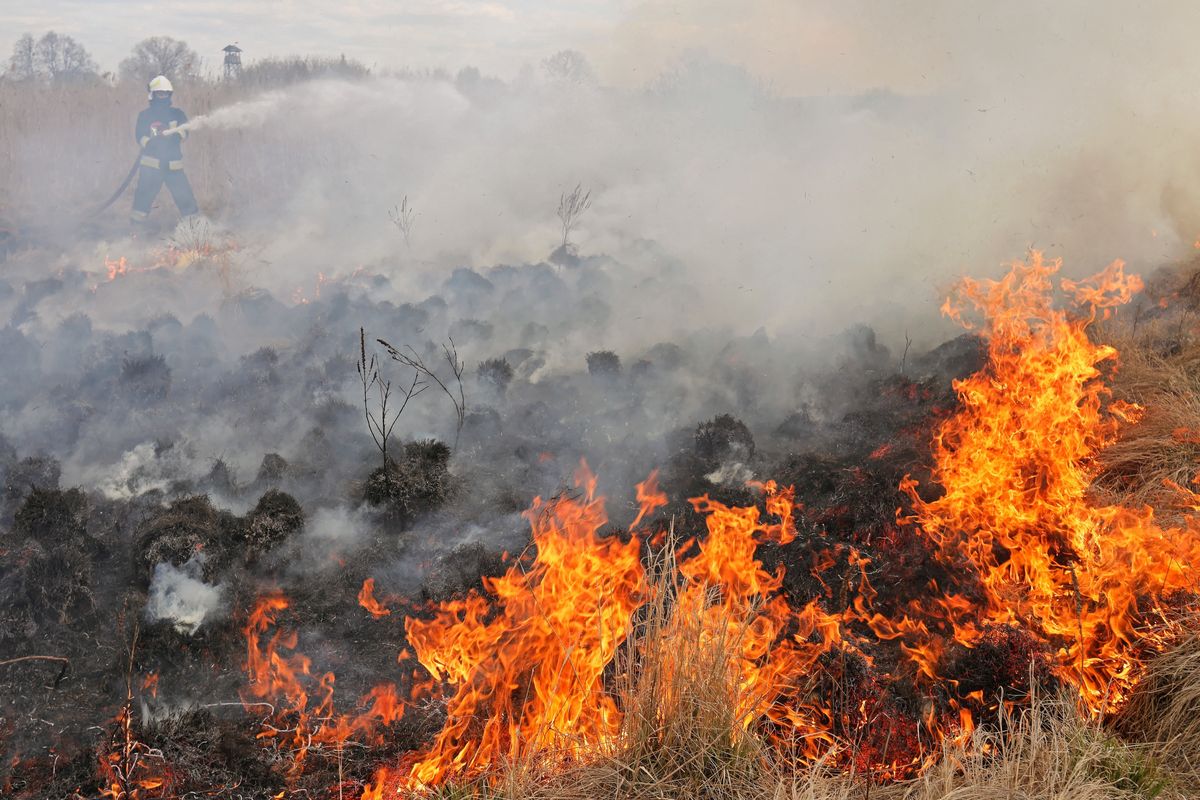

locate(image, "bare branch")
(388, 195), (417, 249)
(556, 183), (592, 250)
(358, 327), (425, 470)
(377, 337), (467, 450)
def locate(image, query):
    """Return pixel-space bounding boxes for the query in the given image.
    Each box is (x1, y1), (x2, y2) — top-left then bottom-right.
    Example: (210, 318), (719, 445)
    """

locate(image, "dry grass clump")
(1095, 318), (1200, 515)
(903, 694), (1175, 800)
(478, 544), (784, 800)
(1115, 634), (1200, 788)
(572, 560), (773, 799)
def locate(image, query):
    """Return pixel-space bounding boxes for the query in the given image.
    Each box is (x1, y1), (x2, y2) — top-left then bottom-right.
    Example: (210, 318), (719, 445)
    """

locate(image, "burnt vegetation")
(0, 289), (1009, 798)
(0, 236), (1198, 799)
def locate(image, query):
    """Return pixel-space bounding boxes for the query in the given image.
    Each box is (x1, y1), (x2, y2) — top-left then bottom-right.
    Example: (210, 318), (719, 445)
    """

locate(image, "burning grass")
(6, 253), (1200, 799)
(346, 255), (1200, 796)
(351, 621), (1200, 800)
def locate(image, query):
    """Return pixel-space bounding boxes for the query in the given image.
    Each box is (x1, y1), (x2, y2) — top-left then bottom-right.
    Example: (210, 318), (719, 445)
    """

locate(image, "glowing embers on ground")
(241, 254), (1200, 797)
(96, 230), (239, 291)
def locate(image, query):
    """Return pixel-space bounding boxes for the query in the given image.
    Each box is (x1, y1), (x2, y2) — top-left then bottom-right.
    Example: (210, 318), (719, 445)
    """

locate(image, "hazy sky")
(0, 0), (629, 80)
(4, 1), (1200, 98)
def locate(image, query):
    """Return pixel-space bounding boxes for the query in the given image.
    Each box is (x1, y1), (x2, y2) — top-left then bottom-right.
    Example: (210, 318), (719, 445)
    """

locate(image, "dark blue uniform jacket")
(135, 102), (188, 169)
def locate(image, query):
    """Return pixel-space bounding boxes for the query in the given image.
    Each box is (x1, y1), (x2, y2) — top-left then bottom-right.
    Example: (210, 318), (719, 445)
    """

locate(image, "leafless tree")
(119, 36), (200, 83)
(542, 49), (595, 85)
(33, 31), (98, 83)
(7, 32), (97, 83)
(6, 34), (36, 81)
(358, 328), (426, 471)
(557, 183), (592, 250)
(378, 337), (467, 449)
(388, 196), (417, 248)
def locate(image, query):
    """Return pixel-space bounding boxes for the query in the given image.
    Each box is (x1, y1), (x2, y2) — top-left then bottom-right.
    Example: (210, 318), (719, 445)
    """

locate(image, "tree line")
(5, 33), (202, 85)
(4, 31), (598, 90)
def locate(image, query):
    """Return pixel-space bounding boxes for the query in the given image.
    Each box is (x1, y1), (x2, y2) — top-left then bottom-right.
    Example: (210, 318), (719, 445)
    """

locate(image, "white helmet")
(147, 75), (173, 98)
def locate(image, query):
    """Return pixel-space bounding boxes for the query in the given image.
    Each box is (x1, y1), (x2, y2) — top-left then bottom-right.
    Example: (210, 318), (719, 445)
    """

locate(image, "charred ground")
(0, 230), (1004, 798)
(3, 238), (1200, 798)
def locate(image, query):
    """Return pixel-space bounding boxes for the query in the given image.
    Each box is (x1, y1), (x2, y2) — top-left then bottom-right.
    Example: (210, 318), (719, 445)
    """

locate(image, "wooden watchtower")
(222, 44), (242, 79)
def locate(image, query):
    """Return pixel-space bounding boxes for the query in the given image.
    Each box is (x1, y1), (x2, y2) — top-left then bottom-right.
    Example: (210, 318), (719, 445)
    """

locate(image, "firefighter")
(131, 75), (199, 223)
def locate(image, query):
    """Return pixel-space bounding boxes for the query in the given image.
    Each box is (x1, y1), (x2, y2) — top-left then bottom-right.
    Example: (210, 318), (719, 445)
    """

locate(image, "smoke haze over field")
(8, 7), (1200, 795)
(1, 2), (1199, 523)
(2, 5), (1200, 480)
(7, 3), (1200, 348)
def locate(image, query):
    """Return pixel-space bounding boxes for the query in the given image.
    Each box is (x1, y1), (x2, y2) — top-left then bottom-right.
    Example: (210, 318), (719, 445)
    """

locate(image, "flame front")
(903, 252), (1200, 710)
(240, 254), (1200, 797)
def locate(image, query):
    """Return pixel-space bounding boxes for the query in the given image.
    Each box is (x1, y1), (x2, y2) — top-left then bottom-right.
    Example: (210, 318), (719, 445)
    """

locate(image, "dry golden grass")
(1094, 314), (1200, 515)
(1116, 634), (1200, 789)
(904, 693), (1177, 800)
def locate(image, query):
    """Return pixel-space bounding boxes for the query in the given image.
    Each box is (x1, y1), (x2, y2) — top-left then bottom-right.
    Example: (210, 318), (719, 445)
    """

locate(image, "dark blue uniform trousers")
(131, 164), (198, 220)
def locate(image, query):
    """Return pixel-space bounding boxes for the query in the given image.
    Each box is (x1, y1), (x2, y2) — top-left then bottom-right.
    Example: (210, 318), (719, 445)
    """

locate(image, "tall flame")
(402, 462), (646, 787)
(903, 252), (1200, 710)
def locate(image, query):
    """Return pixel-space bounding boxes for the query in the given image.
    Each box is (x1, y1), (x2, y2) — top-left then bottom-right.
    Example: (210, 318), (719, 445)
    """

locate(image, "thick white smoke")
(145, 556), (225, 635)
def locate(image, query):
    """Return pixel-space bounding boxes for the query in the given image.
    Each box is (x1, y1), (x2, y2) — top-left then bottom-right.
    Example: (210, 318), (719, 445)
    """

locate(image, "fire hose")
(90, 128), (186, 218)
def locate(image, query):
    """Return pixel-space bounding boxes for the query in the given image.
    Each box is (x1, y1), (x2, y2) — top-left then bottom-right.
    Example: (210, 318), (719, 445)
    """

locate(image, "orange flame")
(242, 593), (408, 784)
(105, 257), (129, 281)
(358, 577), (391, 618)
(238, 253), (1200, 797)
(401, 461), (645, 787)
(904, 252), (1200, 712)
